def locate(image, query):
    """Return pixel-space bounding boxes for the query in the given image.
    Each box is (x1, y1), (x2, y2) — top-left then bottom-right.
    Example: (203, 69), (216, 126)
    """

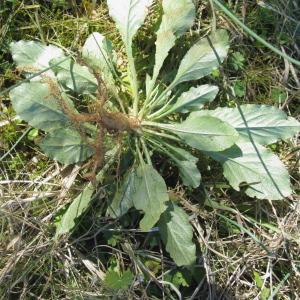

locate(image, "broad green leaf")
(107, 0), (152, 105)
(162, 0), (195, 36)
(156, 115), (239, 151)
(133, 164), (168, 230)
(193, 104), (300, 145)
(171, 30), (229, 88)
(10, 40), (64, 78)
(207, 142), (292, 200)
(40, 128), (94, 165)
(9, 82), (71, 132)
(107, 0), (153, 52)
(107, 171), (135, 217)
(169, 84), (219, 114)
(56, 184), (95, 237)
(175, 160), (201, 188)
(149, 26), (176, 97)
(82, 32), (116, 86)
(149, 0), (195, 94)
(158, 202), (196, 266)
(107, 164), (169, 230)
(50, 57), (97, 94)
(164, 144), (201, 188)
(104, 269), (133, 290)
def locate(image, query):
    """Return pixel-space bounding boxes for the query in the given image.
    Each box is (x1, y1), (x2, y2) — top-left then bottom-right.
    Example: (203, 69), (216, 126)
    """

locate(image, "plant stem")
(148, 84), (173, 113)
(139, 85), (158, 118)
(147, 94), (176, 120)
(145, 136), (167, 153)
(135, 138), (144, 164)
(127, 48), (140, 116)
(145, 137), (180, 167)
(143, 128), (180, 142)
(140, 137), (152, 165)
(142, 120), (174, 131)
(212, 0), (300, 66)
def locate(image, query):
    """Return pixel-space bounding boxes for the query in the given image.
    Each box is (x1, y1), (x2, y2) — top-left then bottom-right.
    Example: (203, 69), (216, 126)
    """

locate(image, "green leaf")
(165, 144), (198, 164)
(169, 84), (219, 114)
(230, 51), (245, 70)
(207, 142), (292, 200)
(27, 128), (39, 141)
(55, 184), (95, 237)
(167, 270), (192, 288)
(55, 147), (118, 237)
(149, 0), (195, 93)
(164, 144), (201, 188)
(233, 80), (246, 98)
(104, 231), (122, 247)
(194, 104), (300, 145)
(107, 0), (153, 52)
(254, 271), (263, 288)
(156, 115), (239, 151)
(149, 29), (176, 98)
(144, 258), (161, 273)
(104, 269), (133, 290)
(171, 30), (229, 88)
(176, 160), (201, 188)
(158, 202), (196, 266)
(40, 128), (94, 165)
(254, 271), (270, 300)
(162, 0), (195, 36)
(108, 0), (152, 108)
(10, 40), (64, 78)
(9, 82), (71, 132)
(82, 32), (116, 86)
(108, 164), (168, 230)
(50, 57), (97, 94)
(133, 164), (169, 231)
(107, 171), (135, 218)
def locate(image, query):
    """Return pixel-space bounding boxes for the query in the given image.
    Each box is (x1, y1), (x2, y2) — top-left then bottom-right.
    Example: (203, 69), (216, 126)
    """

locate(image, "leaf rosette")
(9, 0), (300, 266)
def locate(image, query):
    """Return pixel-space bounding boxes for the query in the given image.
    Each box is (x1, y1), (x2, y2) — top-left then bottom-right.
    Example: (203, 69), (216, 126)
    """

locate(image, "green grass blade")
(212, 0), (300, 66)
